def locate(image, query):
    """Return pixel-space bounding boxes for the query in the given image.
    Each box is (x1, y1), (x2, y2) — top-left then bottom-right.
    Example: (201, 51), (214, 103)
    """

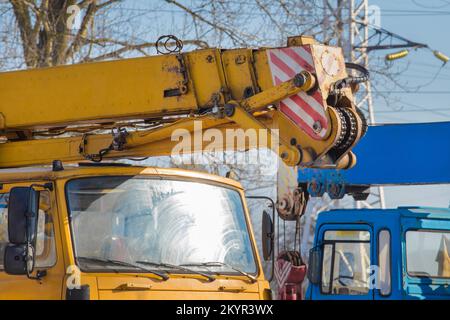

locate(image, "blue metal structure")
(299, 121), (450, 186)
(302, 122), (450, 300)
(305, 207), (450, 300)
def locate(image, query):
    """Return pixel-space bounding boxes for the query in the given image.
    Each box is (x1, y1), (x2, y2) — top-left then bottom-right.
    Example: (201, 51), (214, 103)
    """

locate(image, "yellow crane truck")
(0, 35), (367, 299)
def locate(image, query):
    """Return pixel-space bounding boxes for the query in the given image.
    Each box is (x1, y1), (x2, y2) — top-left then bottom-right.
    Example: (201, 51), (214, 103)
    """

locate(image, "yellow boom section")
(0, 36), (366, 169)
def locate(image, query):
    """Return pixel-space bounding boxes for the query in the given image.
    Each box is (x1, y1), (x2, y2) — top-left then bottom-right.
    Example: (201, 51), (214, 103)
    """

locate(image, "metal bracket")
(163, 54), (189, 97)
(111, 128), (128, 151)
(78, 128), (128, 162)
(277, 186), (309, 221)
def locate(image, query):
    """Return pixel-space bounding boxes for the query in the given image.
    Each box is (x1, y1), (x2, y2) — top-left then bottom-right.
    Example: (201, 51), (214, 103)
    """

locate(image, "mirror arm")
(30, 183), (53, 191)
(27, 270), (47, 281)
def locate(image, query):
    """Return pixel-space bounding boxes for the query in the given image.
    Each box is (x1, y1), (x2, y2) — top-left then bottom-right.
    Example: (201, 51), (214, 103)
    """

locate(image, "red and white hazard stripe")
(267, 46), (328, 139)
(274, 259), (292, 289)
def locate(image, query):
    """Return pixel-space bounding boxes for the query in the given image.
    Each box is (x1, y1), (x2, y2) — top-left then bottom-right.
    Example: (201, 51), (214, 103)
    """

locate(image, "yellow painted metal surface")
(94, 276), (260, 300)
(0, 106), (354, 170)
(0, 166), (269, 300)
(0, 71), (318, 169)
(0, 55), (196, 128)
(0, 47), (265, 129)
(222, 49), (258, 101)
(0, 181), (66, 300)
(0, 46), (309, 129)
(0, 37), (365, 170)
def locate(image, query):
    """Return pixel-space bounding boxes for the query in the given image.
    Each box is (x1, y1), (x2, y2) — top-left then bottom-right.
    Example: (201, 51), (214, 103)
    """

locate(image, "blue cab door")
(309, 223), (374, 300)
(400, 213), (450, 299)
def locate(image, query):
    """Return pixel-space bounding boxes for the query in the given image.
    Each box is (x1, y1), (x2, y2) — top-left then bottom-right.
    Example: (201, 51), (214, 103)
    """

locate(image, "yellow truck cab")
(0, 162), (270, 300)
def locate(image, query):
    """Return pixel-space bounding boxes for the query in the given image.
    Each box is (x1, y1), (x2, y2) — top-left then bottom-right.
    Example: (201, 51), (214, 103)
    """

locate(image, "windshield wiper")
(181, 262), (257, 283)
(76, 256), (169, 281)
(136, 260), (216, 282)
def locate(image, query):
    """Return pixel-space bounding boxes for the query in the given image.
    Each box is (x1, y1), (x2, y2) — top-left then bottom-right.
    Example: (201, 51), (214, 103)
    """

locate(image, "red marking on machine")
(274, 258), (292, 289)
(267, 46), (329, 140)
(275, 252), (308, 300)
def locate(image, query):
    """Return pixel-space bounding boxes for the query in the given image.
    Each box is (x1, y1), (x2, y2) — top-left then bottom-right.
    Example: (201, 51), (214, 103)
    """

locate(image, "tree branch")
(82, 38), (209, 62)
(165, 0), (246, 45)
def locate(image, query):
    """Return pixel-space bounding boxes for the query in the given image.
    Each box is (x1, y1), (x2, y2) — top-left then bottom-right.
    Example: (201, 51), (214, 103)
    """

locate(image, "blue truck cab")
(305, 207), (450, 300)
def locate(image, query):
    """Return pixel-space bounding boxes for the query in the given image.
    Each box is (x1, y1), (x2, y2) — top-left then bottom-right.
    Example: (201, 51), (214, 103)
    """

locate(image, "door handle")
(219, 286), (246, 293)
(116, 282), (152, 291)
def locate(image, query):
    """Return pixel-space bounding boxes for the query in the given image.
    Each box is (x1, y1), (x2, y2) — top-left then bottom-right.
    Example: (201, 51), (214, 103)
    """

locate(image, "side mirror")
(4, 187), (40, 276)
(261, 210), (274, 261)
(307, 246), (322, 285)
(4, 244), (29, 275)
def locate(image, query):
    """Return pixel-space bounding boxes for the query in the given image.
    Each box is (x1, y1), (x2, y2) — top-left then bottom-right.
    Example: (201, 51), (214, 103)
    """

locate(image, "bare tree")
(165, 0), (324, 47)
(1, 0), (118, 68)
(0, 0), (209, 70)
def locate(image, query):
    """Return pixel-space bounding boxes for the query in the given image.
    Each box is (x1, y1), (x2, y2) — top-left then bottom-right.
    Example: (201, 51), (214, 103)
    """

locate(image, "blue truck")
(305, 207), (450, 300)
(299, 122), (450, 300)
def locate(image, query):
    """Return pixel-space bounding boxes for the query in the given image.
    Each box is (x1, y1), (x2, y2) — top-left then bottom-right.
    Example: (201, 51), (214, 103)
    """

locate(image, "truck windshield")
(406, 230), (450, 278)
(321, 230), (371, 295)
(66, 176), (257, 275)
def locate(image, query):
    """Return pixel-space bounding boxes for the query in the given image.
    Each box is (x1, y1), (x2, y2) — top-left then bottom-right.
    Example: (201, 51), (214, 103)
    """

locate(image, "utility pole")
(321, 0), (386, 209)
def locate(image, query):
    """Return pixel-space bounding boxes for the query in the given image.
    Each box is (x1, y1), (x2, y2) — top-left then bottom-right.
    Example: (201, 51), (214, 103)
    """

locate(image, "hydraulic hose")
(333, 62), (370, 90)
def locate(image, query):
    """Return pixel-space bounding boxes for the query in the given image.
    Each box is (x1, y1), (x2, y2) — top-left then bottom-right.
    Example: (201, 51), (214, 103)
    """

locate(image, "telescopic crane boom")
(0, 35), (367, 169)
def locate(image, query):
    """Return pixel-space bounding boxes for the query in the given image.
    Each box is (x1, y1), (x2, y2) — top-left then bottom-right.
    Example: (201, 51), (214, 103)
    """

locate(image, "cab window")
(406, 230), (450, 278)
(321, 230), (371, 295)
(0, 191), (57, 270)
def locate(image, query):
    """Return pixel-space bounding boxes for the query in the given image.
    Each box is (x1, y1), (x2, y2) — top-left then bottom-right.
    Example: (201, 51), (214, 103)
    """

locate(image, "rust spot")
(235, 55), (246, 65)
(163, 65), (181, 74)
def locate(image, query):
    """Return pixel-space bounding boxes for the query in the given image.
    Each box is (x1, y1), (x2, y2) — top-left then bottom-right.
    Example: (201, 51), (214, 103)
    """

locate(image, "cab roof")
(319, 207), (450, 223)
(0, 163), (243, 189)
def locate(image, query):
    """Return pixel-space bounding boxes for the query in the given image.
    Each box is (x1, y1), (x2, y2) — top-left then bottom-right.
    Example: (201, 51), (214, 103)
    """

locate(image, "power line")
(374, 97), (450, 118)
(380, 9), (450, 16)
(411, 0), (450, 9)
(376, 108), (450, 113)
(374, 91), (450, 94)
(382, 9), (450, 13)
(110, 5), (450, 17)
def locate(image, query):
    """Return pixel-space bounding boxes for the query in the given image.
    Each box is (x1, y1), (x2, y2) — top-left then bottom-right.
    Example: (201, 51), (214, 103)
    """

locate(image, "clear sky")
(369, 0), (450, 125)
(362, 0), (450, 208)
(115, 0), (450, 125)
